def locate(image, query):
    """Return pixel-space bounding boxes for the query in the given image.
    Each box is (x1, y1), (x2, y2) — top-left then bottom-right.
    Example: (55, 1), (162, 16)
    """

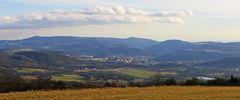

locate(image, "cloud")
(0, 6), (193, 29)
(14, 0), (117, 5)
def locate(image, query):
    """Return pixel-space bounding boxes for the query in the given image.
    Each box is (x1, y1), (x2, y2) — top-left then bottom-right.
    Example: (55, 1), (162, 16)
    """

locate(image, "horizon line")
(0, 35), (240, 43)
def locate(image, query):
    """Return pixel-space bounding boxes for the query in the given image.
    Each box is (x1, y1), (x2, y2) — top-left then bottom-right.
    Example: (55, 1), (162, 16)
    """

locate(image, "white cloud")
(0, 16), (19, 24)
(14, 0), (116, 5)
(0, 6), (193, 29)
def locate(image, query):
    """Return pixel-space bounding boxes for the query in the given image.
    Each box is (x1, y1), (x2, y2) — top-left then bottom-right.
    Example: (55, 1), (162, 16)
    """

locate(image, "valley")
(2, 1), (239, 99)
(1, 36), (240, 86)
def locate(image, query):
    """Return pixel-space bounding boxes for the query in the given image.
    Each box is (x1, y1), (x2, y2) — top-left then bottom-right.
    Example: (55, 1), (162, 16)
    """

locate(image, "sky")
(1, 0), (240, 41)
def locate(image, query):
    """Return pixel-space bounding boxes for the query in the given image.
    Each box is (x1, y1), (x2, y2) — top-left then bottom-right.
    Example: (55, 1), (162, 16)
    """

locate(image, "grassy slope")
(1, 86), (240, 100)
(116, 68), (177, 82)
(16, 68), (48, 73)
(51, 75), (84, 82)
(116, 68), (157, 79)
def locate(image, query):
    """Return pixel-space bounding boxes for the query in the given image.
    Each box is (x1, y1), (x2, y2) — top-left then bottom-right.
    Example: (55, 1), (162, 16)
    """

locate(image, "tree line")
(1, 73), (240, 93)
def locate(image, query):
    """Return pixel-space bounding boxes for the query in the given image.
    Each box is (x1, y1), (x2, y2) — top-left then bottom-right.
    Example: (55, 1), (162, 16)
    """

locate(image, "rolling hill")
(146, 40), (196, 56)
(0, 36), (157, 57)
(147, 40), (240, 61)
(200, 57), (240, 68)
(0, 50), (81, 68)
(1, 36), (240, 61)
(155, 49), (231, 61)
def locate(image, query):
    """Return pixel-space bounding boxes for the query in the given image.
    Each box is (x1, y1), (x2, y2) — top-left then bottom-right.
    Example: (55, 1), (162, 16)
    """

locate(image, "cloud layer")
(0, 6), (193, 29)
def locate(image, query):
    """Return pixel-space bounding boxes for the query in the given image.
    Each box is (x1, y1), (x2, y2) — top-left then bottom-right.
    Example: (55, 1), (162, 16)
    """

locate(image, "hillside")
(0, 36), (157, 57)
(0, 50), (81, 68)
(200, 57), (240, 68)
(147, 40), (240, 61)
(0, 67), (21, 80)
(0, 66), (24, 92)
(156, 49), (231, 61)
(1, 36), (240, 61)
(146, 40), (196, 56)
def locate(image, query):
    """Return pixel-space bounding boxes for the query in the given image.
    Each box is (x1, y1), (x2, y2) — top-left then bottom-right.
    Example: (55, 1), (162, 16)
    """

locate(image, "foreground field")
(1, 86), (240, 100)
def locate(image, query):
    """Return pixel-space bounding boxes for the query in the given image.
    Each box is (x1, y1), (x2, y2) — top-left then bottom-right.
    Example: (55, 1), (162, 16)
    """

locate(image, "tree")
(184, 77), (200, 86)
(165, 78), (177, 85)
(152, 73), (162, 86)
(230, 75), (238, 83)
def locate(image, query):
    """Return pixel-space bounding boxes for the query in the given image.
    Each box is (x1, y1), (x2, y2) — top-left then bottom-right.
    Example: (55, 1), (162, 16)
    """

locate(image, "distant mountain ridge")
(0, 36), (158, 57)
(1, 36), (240, 61)
(147, 40), (240, 61)
(146, 40), (196, 56)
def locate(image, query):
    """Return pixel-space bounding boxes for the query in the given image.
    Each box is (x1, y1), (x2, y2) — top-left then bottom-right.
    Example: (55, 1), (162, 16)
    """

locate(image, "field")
(51, 75), (84, 82)
(1, 86), (240, 100)
(16, 68), (48, 73)
(116, 68), (157, 79)
(115, 68), (176, 82)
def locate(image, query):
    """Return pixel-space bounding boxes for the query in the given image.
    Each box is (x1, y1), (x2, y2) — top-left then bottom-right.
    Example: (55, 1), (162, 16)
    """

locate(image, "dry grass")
(1, 86), (240, 100)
